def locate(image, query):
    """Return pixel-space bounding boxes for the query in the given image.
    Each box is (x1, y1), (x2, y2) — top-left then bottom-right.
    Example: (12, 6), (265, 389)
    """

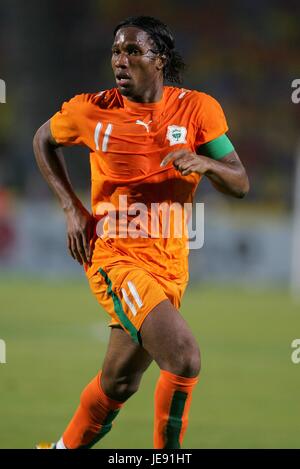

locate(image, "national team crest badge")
(166, 125), (187, 146)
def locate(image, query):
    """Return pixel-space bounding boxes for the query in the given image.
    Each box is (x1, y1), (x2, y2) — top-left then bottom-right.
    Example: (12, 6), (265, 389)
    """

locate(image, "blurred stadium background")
(1, 0), (300, 449)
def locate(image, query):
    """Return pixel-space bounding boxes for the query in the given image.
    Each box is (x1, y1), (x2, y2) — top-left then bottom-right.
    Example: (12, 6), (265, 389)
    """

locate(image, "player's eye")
(111, 48), (120, 55)
(127, 46), (141, 55)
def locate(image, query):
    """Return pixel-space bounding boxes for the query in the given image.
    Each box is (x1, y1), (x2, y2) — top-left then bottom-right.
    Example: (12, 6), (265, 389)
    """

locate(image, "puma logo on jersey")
(136, 120), (152, 133)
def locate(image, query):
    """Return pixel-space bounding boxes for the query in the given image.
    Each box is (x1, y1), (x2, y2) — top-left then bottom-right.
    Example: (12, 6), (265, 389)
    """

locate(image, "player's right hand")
(64, 202), (94, 265)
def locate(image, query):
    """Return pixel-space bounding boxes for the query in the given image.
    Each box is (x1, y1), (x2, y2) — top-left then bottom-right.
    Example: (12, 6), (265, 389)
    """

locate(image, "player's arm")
(33, 120), (93, 265)
(161, 145), (249, 199)
(204, 149), (249, 197)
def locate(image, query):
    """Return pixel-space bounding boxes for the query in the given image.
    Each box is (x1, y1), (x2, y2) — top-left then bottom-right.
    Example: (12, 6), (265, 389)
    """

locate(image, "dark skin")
(111, 27), (165, 103)
(33, 125), (94, 266)
(161, 148), (249, 198)
(33, 26), (249, 402)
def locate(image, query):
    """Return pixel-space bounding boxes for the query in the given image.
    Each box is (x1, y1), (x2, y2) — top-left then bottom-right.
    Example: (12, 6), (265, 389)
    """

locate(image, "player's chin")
(116, 84), (133, 96)
(115, 79), (134, 96)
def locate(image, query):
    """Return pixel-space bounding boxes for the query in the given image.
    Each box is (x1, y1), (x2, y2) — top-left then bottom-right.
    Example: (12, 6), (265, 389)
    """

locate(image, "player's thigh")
(140, 299), (201, 377)
(101, 326), (152, 397)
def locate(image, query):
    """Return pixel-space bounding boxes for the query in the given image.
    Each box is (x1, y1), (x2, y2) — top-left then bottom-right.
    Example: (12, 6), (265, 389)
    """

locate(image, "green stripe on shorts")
(199, 134), (234, 160)
(98, 268), (139, 344)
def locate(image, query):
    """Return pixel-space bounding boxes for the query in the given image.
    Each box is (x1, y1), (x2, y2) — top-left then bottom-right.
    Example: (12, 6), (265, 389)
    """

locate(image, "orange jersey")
(50, 86), (228, 282)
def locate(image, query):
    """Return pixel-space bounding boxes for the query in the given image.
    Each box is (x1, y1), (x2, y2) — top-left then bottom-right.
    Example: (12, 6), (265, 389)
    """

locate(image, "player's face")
(111, 27), (164, 102)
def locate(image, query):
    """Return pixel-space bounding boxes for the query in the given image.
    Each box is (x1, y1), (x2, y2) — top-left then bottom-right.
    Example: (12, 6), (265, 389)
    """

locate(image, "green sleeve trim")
(198, 134), (234, 160)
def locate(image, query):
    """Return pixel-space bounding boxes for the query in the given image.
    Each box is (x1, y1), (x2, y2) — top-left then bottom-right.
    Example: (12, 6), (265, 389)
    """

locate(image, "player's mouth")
(115, 73), (132, 87)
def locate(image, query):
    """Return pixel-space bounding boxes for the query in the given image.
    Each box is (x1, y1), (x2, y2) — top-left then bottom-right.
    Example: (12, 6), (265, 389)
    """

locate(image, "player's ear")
(156, 54), (166, 72)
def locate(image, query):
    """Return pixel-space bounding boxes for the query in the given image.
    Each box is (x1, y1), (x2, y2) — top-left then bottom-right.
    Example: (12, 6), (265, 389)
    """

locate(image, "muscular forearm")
(33, 121), (94, 265)
(204, 153), (249, 198)
(33, 123), (80, 211)
(161, 149), (250, 199)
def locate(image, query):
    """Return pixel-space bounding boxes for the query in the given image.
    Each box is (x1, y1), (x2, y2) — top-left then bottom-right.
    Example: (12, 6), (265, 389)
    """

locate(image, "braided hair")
(113, 16), (186, 84)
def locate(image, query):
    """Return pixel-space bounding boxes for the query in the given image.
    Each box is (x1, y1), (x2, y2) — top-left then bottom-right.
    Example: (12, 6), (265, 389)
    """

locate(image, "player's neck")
(125, 85), (164, 104)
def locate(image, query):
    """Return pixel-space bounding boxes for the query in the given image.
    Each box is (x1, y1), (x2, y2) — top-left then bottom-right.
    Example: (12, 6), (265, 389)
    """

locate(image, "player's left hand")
(160, 150), (210, 176)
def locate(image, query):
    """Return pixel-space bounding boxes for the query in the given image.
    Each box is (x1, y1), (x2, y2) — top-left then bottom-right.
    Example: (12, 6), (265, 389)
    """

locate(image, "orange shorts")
(87, 261), (188, 344)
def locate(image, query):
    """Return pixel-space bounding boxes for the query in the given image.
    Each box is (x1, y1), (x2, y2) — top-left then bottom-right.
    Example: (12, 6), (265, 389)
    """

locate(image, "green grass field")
(1, 278), (300, 448)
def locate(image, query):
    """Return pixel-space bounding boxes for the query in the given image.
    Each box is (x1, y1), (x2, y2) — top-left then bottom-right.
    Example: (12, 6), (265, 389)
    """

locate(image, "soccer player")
(33, 16), (249, 449)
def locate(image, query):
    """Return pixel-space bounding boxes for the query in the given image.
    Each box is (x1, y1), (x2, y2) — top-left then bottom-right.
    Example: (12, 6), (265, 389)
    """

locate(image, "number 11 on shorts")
(121, 281), (143, 316)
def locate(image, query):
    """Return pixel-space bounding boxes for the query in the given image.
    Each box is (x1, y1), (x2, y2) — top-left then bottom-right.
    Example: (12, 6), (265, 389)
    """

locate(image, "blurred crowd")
(0, 0), (300, 209)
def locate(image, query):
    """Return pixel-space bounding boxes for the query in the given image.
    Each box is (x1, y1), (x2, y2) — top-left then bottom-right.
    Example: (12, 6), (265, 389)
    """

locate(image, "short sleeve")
(194, 93), (229, 147)
(50, 94), (86, 146)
